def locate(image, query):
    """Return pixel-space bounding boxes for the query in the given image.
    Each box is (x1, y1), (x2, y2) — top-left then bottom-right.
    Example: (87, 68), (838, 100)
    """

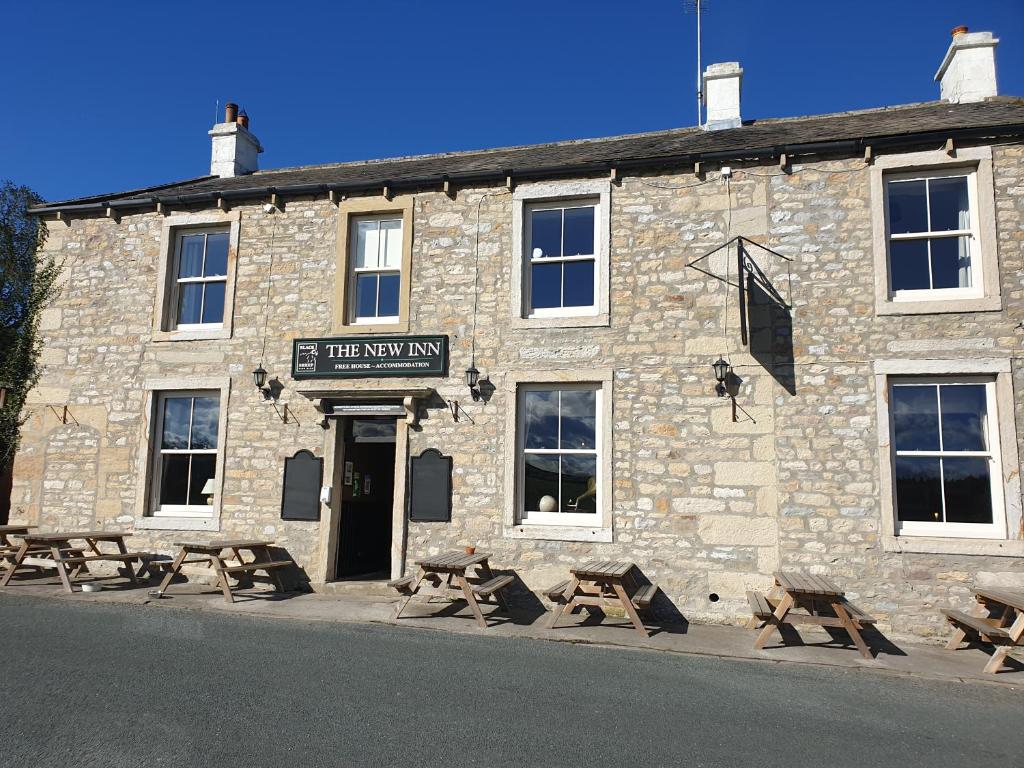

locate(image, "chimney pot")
(237, 109), (249, 129)
(935, 29), (999, 104)
(702, 62), (743, 130)
(951, 25), (969, 38)
(224, 102), (238, 124)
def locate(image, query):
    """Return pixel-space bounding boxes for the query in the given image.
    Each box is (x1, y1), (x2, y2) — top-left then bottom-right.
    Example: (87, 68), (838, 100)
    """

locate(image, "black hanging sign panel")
(281, 450), (323, 521)
(408, 448), (452, 522)
(292, 335), (449, 379)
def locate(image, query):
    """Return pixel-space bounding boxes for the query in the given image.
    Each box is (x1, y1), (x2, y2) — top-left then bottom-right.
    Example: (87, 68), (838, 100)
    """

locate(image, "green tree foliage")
(0, 181), (62, 472)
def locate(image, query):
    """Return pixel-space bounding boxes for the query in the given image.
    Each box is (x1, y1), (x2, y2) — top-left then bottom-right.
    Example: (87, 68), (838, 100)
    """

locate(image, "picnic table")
(389, 551), (513, 629)
(0, 525), (36, 560)
(942, 587), (1024, 674)
(0, 531), (145, 593)
(747, 571), (877, 659)
(546, 560), (658, 638)
(152, 540), (293, 603)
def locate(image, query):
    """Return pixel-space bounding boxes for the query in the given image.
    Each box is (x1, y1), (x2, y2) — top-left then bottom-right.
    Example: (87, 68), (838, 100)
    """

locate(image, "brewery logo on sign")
(291, 335), (448, 379)
(296, 343), (319, 372)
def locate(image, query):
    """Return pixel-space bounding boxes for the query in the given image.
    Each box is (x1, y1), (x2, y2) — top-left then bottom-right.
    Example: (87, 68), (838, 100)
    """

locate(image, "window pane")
(929, 236), (970, 290)
(203, 233), (229, 276)
(201, 282), (225, 325)
(178, 234), (205, 278)
(939, 384), (987, 452)
(562, 259), (595, 308)
(563, 206), (595, 256)
(894, 456), (943, 523)
(177, 283), (203, 325)
(892, 385), (940, 451)
(928, 176), (969, 232)
(942, 457), (993, 524)
(161, 397), (192, 449)
(379, 220), (402, 269)
(187, 454), (217, 506)
(159, 454), (190, 506)
(530, 209), (562, 258)
(530, 262), (562, 310)
(522, 389), (558, 449)
(887, 180), (927, 234)
(560, 389), (596, 449)
(190, 396), (220, 450)
(562, 454), (598, 514)
(524, 453), (560, 512)
(889, 239), (930, 291)
(355, 274), (378, 319)
(354, 220), (379, 269)
(377, 273), (400, 317)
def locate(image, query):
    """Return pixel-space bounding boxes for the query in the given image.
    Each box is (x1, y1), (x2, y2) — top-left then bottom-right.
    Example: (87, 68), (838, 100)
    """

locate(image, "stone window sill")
(510, 313), (610, 330)
(504, 524), (612, 543)
(338, 321), (410, 335)
(876, 296), (1002, 316)
(135, 515), (220, 532)
(882, 535), (1024, 557)
(152, 327), (232, 343)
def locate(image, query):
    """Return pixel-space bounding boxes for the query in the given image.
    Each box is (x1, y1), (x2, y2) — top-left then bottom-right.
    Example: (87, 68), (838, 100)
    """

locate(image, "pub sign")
(291, 335), (449, 379)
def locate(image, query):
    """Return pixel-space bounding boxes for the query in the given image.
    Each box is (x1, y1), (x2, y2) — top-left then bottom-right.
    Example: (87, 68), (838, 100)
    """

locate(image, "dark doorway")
(335, 417), (396, 580)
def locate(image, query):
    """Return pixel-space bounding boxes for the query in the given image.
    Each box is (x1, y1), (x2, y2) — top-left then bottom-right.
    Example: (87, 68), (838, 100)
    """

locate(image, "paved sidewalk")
(1, 576), (1021, 689)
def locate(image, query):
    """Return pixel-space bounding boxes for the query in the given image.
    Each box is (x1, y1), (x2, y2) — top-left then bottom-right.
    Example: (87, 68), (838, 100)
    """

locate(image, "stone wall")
(11, 139), (1024, 642)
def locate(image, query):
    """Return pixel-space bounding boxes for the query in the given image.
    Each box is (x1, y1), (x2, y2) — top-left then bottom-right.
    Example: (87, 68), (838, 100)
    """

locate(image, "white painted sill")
(876, 296), (1002, 316)
(504, 524), (612, 543)
(510, 313), (610, 330)
(152, 327), (232, 343)
(135, 516), (221, 532)
(882, 535), (1024, 557)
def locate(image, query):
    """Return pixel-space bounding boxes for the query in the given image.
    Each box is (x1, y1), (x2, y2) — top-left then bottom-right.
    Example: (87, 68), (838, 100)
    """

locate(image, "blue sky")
(2, 1), (1021, 202)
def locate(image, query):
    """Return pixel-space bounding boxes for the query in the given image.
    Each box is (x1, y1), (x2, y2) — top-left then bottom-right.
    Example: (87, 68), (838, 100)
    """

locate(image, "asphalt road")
(0, 595), (1020, 768)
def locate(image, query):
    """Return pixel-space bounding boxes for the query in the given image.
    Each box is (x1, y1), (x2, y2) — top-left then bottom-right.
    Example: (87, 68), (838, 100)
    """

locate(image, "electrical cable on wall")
(258, 208), (279, 369)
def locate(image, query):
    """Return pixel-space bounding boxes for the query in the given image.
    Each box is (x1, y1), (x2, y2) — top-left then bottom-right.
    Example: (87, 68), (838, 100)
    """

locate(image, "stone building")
(11, 29), (1024, 640)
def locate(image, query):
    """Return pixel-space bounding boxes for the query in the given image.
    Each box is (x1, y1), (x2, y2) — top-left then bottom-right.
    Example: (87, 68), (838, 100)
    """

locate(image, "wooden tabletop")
(571, 560), (635, 579)
(975, 587), (1024, 612)
(0, 525), (36, 534)
(774, 571), (844, 597)
(23, 531), (130, 543)
(172, 540), (274, 551)
(418, 551), (490, 571)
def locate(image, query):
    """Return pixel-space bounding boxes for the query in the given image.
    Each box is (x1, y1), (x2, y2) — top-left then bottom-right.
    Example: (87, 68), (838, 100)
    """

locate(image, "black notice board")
(281, 450), (323, 521)
(408, 448), (452, 522)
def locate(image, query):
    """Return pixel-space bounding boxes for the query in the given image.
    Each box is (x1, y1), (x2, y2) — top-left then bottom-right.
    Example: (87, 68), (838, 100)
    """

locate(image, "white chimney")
(703, 62), (743, 130)
(935, 27), (999, 104)
(209, 102), (263, 177)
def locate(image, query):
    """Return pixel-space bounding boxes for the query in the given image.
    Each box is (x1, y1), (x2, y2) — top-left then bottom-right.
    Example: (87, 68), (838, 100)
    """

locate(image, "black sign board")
(292, 335), (448, 379)
(408, 448), (452, 522)
(281, 450), (323, 521)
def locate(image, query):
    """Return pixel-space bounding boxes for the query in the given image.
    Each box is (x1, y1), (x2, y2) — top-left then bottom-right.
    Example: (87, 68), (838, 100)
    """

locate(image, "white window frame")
(348, 215), (403, 326)
(873, 358), (1023, 557)
(511, 180), (611, 329)
(523, 200), (600, 319)
(888, 375), (1004, 539)
(149, 390), (221, 519)
(170, 229), (230, 331)
(517, 383), (602, 527)
(884, 169), (981, 303)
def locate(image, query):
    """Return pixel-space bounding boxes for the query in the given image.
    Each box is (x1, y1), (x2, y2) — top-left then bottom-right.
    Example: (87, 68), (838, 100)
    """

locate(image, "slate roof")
(34, 97), (1024, 211)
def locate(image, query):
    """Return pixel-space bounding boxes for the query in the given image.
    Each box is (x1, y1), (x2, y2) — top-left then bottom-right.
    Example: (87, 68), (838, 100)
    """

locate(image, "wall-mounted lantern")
(465, 363), (481, 401)
(253, 364), (269, 392)
(712, 357), (731, 398)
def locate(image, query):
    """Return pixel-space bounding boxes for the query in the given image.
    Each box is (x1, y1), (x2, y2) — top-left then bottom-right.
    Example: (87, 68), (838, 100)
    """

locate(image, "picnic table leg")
(111, 536), (140, 585)
(456, 573), (489, 629)
(210, 555), (235, 603)
(612, 581), (649, 638)
(478, 560), (510, 614)
(50, 545), (75, 594)
(253, 546), (287, 593)
(547, 577), (580, 629)
(0, 540), (30, 586)
(154, 548), (189, 597)
(754, 592), (794, 650)
(395, 569), (427, 620)
(832, 601), (872, 659)
(982, 646), (1011, 674)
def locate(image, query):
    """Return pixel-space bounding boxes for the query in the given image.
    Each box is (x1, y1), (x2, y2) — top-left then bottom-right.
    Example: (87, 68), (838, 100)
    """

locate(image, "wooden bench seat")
(218, 560), (292, 574)
(544, 580), (571, 602)
(388, 575), (416, 593)
(631, 583), (658, 610)
(747, 590), (774, 619)
(840, 599), (877, 625)
(59, 552), (147, 564)
(472, 575), (513, 597)
(941, 609), (1011, 639)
